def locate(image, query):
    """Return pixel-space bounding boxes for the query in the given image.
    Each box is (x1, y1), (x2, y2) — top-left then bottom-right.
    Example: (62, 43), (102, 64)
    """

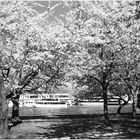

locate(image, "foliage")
(61, 0), (140, 122)
(0, 1), (71, 137)
(0, 1), (69, 98)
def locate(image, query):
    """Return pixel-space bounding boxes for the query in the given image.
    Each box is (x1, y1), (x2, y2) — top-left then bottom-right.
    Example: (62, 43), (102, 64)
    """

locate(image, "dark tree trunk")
(11, 94), (22, 125)
(0, 73), (9, 138)
(132, 91), (138, 119)
(137, 93), (140, 108)
(117, 103), (127, 114)
(117, 105), (122, 114)
(117, 98), (128, 114)
(102, 85), (110, 125)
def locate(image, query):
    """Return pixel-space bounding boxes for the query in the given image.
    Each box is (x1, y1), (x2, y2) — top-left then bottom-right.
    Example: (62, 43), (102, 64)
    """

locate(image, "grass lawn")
(8, 104), (132, 117)
(9, 114), (140, 139)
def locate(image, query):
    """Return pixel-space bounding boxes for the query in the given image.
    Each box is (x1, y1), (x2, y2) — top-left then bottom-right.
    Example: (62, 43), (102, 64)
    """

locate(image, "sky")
(35, 1), (67, 23)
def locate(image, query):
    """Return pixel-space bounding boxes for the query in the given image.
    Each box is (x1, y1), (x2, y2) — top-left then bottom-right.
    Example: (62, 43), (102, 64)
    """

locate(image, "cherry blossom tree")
(62, 0), (140, 124)
(0, 0), (64, 137)
(115, 0), (140, 118)
(0, 1), (43, 137)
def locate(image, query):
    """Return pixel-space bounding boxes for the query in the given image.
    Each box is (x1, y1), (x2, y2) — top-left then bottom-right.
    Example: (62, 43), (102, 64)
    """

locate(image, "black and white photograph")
(0, 0), (140, 139)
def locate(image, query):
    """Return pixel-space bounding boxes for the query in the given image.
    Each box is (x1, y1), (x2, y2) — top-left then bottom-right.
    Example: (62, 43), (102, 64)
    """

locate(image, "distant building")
(19, 93), (71, 107)
(9, 93), (72, 108)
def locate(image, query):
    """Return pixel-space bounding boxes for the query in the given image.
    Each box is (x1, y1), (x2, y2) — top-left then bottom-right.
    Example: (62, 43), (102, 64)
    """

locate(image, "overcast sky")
(35, 1), (67, 23)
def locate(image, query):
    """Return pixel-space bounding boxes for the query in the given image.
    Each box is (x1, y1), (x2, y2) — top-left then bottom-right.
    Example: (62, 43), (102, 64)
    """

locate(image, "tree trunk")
(137, 93), (140, 108)
(117, 105), (122, 114)
(132, 90), (138, 119)
(117, 98), (127, 114)
(117, 103), (126, 114)
(102, 85), (110, 125)
(11, 94), (22, 125)
(0, 73), (9, 138)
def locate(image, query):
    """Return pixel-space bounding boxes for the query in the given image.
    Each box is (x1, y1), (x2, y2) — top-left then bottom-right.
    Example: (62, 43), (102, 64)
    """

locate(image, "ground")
(9, 115), (140, 139)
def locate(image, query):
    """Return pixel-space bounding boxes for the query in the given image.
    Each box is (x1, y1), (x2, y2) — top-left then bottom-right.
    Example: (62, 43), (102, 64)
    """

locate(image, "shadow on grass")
(114, 118), (140, 139)
(36, 115), (140, 139)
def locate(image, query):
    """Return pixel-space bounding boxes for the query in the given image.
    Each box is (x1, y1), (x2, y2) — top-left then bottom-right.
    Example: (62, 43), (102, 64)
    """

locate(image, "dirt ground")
(9, 115), (140, 139)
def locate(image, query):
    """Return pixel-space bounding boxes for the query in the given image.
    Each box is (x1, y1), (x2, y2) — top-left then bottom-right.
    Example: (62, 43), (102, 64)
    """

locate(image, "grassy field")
(8, 104), (140, 139)
(9, 104), (132, 117)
